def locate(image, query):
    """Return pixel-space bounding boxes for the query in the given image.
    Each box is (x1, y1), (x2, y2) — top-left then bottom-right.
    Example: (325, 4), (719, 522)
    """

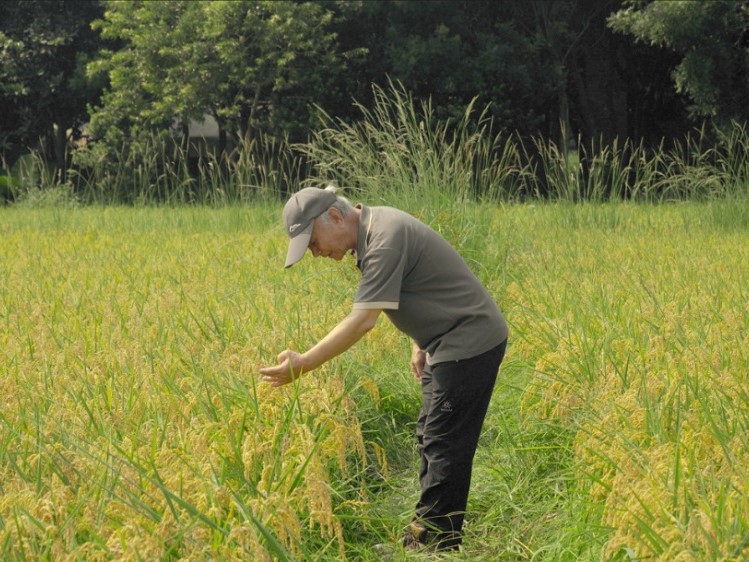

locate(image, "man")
(259, 186), (509, 552)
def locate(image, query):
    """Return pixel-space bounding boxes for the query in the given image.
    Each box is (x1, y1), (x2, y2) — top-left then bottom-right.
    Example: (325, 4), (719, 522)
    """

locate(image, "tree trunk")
(246, 86), (262, 138)
(571, 62), (595, 140)
(53, 122), (67, 184)
(210, 110), (228, 158)
(180, 120), (190, 153)
(218, 121), (227, 159)
(554, 61), (572, 150)
(574, 32), (628, 146)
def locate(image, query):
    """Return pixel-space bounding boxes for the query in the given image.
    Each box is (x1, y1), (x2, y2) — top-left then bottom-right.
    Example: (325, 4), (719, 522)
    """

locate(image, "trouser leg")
(412, 340), (507, 549)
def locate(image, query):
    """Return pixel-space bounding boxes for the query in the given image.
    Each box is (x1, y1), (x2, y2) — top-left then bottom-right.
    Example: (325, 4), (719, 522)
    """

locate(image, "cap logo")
(289, 223), (302, 233)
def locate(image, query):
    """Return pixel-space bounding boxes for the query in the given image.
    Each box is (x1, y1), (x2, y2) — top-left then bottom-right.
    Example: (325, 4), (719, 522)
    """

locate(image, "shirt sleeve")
(353, 245), (405, 310)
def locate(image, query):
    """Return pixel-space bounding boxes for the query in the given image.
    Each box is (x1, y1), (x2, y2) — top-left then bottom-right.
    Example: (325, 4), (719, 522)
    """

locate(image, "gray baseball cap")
(283, 187), (337, 268)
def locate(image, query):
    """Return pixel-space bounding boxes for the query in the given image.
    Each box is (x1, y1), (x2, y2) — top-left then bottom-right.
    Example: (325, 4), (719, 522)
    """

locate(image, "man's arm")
(259, 308), (382, 387)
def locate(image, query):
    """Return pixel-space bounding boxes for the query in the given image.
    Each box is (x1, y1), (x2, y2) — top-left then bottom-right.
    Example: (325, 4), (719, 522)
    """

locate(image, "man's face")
(308, 210), (348, 261)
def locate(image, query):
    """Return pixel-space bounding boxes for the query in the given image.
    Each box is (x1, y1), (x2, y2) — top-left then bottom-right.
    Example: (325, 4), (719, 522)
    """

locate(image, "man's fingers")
(259, 360), (292, 387)
(259, 350), (302, 387)
(260, 369), (284, 385)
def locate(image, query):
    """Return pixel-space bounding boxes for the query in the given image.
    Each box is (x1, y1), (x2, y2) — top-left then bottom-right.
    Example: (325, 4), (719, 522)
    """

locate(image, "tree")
(326, 0), (682, 146)
(88, 0), (346, 154)
(609, 0), (749, 125)
(0, 0), (104, 173)
(333, 0), (555, 137)
(88, 1), (212, 147)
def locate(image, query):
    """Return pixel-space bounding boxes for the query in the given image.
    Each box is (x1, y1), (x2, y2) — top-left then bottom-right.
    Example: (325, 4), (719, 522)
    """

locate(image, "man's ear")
(327, 207), (344, 224)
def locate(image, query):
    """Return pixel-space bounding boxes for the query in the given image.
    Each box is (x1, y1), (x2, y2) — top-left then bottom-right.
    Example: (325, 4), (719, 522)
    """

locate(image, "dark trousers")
(414, 339), (507, 547)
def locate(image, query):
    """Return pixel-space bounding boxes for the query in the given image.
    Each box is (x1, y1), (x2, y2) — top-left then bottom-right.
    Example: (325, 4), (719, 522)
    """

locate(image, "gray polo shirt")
(352, 205), (508, 364)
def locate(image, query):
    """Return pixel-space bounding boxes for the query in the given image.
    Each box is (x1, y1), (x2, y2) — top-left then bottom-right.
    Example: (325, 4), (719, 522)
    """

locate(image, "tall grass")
(299, 80), (532, 211)
(525, 121), (749, 202)
(7, 132), (308, 206)
(5, 82), (747, 207)
(299, 82), (749, 205)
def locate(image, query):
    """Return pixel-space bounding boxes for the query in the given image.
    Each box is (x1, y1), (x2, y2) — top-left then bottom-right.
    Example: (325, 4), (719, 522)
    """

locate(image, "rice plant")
(2, 82), (749, 561)
(511, 203), (749, 560)
(2, 201), (748, 560)
(0, 207), (386, 560)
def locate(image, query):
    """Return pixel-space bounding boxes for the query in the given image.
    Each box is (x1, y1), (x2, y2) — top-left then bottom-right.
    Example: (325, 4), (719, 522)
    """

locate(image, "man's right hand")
(410, 344), (426, 381)
(259, 349), (307, 387)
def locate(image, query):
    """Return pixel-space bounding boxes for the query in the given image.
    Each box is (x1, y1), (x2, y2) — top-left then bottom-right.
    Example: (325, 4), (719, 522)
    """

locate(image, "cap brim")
(284, 224), (313, 268)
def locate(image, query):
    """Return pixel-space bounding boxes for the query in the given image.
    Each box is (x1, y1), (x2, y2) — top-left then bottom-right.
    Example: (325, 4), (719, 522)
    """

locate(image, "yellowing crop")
(509, 203), (749, 561)
(2, 202), (748, 560)
(0, 207), (383, 561)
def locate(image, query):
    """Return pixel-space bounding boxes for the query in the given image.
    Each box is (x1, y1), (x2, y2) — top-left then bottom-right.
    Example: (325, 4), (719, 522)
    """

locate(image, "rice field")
(1, 201), (748, 561)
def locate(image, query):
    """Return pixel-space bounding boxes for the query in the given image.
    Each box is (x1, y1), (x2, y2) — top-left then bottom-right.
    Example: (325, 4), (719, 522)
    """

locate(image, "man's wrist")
(299, 352), (316, 373)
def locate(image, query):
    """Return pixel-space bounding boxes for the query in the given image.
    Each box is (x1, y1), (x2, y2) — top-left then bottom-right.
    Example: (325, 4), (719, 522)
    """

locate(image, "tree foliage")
(0, 0), (103, 168)
(331, 1), (555, 135)
(284, 0), (691, 145)
(609, 0), (749, 123)
(2, 0), (748, 175)
(88, 0), (346, 151)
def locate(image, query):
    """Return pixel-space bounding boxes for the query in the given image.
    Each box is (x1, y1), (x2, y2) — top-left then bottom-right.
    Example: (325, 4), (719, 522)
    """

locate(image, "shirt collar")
(354, 204), (371, 266)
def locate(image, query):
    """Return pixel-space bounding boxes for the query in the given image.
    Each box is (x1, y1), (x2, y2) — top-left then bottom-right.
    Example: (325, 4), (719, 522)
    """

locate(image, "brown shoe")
(403, 521), (433, 551)
(402, 520), (461, 552)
